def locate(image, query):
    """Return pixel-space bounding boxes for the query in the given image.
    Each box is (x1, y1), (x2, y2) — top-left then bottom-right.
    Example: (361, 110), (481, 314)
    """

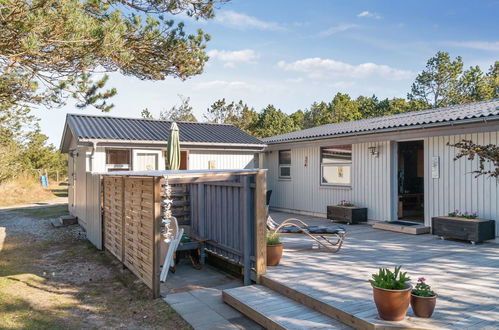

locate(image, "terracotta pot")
(372, 284), (412, 321)
(266, 244), (283, 266)
(411, 294), (437, 318)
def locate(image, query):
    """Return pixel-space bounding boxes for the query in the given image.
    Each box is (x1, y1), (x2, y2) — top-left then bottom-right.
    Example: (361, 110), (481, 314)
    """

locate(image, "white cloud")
(318, 24), (358, 37)
(207, 49), (259, 68)
(357, 11), (382, 19)
(445, 41), (499, 52)
(277, 57), (413, 80)
(194, 80), (255, 90)
(215, 10), (285, 31)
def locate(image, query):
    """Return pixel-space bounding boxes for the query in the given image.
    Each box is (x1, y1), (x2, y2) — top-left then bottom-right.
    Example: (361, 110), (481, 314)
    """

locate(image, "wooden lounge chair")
(268, 217), (346, 253)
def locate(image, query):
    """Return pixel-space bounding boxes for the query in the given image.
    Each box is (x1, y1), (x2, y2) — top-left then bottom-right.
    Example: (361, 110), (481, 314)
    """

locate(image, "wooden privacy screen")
(123, 177), (156, 290)
(102, 170), (266, 298)
(102, 176), (161, 297)
(103, 176), (124, 260)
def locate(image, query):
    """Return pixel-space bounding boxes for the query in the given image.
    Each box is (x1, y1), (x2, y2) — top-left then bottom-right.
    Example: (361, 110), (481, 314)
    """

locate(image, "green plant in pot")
(266, 233), (283, 266)
(369, 266), (412, 321)
(411, 277), (437, 318)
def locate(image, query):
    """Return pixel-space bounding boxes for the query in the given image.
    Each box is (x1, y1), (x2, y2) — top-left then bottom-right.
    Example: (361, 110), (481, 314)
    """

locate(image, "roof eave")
(264, 115), (499, 145)
(76, 137), (266, 149)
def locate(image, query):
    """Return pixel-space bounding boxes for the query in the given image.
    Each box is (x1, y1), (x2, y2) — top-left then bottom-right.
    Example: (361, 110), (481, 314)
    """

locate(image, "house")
(60, 113), (265, 219)
(261, 99), (499, 236)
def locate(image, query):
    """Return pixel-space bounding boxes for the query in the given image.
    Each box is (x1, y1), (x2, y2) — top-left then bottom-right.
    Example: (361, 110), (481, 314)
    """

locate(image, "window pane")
(321, 145), (352, 164)
(106, 149), (130, 165)
(322, 165), (351, 185)
(280, 166), (291, 177)
(279, 150), (291, 165)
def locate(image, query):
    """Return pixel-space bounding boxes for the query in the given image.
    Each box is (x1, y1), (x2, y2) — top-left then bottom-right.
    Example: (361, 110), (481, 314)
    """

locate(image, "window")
(321, 145), (352, 186)
(106, 149), (131, 171)
(279, 150), (291, 179)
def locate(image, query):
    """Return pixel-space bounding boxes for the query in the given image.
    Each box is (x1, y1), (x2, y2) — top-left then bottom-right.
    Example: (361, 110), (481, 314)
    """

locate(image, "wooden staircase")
(223, 284), (348, 329)
(223, 275), (433, 330)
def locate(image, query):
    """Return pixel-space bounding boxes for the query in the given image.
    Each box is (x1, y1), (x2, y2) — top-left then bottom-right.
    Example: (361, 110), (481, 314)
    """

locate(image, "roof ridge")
(66, 113), (236, 127)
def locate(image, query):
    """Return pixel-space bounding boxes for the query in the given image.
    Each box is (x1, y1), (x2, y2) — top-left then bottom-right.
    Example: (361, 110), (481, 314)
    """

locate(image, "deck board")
(224, 285), (350, 329)
(264, 211), (499, 329)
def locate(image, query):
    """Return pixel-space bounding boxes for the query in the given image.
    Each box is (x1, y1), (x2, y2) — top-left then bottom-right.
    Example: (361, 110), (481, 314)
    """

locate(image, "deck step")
(260, 276), (374, 330)
(222, 285), (349, 329)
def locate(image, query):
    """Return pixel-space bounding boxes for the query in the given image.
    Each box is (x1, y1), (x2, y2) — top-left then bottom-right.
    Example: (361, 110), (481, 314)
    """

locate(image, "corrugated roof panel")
(263, 99), (499, 144)
(67, 114), (264, 145)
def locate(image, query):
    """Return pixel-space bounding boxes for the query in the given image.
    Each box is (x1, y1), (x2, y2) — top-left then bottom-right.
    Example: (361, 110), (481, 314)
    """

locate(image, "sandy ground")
(0, 202), (190, 329)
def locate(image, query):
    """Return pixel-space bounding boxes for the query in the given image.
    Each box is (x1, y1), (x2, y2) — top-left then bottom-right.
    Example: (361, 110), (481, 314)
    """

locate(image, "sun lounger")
(269, 217), (346, 253)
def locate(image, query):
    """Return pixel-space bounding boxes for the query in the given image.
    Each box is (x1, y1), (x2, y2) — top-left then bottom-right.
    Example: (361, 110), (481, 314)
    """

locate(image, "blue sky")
(35, 0), (499, 145)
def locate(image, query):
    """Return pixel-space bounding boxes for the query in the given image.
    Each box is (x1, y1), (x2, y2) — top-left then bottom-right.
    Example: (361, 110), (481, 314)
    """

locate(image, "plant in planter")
(411, 277), (437, 318)
(266, 233), (283, 266)
(369, 266), (412, 321)
(338, 200), (355, 207)
(448, 209), (478, 219)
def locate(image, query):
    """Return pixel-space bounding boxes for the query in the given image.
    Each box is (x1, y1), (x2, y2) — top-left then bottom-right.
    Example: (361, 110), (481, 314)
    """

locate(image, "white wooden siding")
(424, 132), (499, 235)
(266, 131), (499, 236)
(188, 150), (255, 170)
(265, 141), (392, 220)
(84, 173), (102, 249)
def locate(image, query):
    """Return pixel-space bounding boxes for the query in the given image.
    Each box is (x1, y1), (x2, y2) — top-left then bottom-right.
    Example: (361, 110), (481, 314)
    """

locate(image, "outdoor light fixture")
(368, 146), (379, 157)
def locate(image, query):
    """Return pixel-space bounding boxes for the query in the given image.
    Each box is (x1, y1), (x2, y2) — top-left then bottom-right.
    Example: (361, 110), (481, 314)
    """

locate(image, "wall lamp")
(368, 146), (379, 158)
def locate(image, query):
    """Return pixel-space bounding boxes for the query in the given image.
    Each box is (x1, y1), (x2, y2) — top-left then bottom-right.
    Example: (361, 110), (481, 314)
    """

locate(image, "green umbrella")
(166, 122), (180, 170)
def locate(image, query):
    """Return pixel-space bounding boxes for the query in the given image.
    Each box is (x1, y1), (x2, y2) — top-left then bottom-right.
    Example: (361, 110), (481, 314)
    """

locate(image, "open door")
(397, 141), (424, 222)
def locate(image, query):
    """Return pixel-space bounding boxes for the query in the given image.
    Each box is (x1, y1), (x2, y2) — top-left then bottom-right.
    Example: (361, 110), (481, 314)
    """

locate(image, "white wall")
(265, 141), (391, 220)
(188, 150), (255, 170)
(265, 130), (499, 236)
(424, 132), (499, 235)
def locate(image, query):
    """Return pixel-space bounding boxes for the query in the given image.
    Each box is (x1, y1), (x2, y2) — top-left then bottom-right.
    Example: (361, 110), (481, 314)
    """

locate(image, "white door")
(135, 153), (158, 171)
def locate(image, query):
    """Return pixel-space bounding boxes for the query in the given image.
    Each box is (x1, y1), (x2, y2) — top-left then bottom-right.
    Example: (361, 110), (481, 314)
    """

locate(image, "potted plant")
(266, 233), (283, 266)
(369, 266), (412, 321)
(411, 277), (437, 318)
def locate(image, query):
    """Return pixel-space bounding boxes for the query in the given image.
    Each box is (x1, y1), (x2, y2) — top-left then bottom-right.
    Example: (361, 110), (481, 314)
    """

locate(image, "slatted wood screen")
(102, 176), (160, 296)
(171, 184), (190, 225)
(123, 177), (155, 289)
(103, 176), (124, 261)
(101, 170), (266, 297)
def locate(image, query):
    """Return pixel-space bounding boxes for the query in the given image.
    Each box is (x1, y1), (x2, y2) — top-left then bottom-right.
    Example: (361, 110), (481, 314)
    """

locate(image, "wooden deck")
(224, 211), (499, 329)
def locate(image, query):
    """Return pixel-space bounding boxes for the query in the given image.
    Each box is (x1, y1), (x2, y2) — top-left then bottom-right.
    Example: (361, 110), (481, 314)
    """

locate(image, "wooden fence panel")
(103, 176), (124, 261)
(123, 177), (155, 290)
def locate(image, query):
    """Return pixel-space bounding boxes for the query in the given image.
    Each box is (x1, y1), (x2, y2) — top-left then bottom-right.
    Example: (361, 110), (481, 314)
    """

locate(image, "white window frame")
(278, 150), (291, 179)
(320, 145), (352, 187)
(132, 149), (163, 171)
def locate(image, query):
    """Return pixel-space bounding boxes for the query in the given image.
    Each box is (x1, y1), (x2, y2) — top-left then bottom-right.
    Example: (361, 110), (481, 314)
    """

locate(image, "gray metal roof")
(66, 113), (264, 146)
(263, 99), (499, 144)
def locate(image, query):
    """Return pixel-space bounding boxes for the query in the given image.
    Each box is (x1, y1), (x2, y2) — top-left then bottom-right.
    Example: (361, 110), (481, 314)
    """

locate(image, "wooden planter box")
(431, 216), (496, 244)
(327, 205), (367, 224)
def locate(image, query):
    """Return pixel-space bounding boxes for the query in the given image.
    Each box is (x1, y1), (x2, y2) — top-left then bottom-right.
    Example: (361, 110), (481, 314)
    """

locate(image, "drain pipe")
(89, 140), (98, 172)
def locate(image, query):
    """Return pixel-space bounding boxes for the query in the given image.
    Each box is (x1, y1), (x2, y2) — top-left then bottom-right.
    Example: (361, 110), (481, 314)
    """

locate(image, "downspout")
(89, 140), (98, 172)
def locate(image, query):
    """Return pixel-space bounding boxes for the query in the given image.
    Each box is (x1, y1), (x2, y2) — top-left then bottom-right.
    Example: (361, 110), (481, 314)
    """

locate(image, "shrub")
(369, 266), (411, 290)
(266, 233), (281, 246)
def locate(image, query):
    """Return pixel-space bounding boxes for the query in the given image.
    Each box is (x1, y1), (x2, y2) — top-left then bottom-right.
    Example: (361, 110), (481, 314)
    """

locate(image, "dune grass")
(0, 175), (66, 207)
